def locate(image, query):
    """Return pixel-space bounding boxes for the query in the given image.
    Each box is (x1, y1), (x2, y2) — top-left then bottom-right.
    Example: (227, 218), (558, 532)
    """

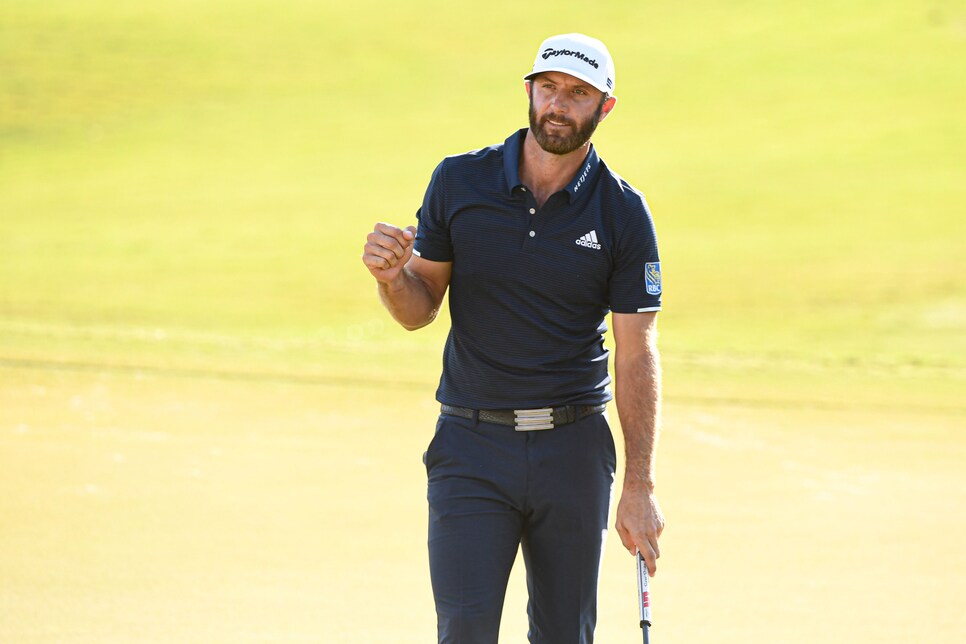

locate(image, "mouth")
(543, 115), (573, 128)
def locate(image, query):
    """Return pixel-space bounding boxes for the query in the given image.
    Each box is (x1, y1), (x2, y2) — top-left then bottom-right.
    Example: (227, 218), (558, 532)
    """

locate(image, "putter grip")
(636, 551), (652, 627)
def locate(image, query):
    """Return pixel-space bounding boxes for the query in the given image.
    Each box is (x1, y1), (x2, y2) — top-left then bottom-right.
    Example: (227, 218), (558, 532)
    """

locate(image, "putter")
(636, 550), (651, 643)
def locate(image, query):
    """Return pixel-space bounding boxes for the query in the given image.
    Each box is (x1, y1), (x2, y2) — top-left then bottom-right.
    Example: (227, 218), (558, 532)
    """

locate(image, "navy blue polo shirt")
(413, 128), (661, 409)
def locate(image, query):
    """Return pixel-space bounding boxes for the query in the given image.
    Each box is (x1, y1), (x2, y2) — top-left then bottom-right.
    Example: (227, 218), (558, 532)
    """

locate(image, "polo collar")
(503, 128), (601, 204)
(564, 143), (600, 203)
(503, 128), (528, 195)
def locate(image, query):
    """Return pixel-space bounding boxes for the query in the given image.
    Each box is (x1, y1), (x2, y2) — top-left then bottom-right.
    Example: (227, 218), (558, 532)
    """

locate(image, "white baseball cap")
(524, 33), (615, 95)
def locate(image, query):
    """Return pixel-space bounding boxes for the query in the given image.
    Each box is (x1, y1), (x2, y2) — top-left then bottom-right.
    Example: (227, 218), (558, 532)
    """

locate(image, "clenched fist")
(362, 223), (417, 285)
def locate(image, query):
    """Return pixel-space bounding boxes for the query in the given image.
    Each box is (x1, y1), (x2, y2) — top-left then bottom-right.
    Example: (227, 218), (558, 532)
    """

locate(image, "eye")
(574, 88), (587, 96)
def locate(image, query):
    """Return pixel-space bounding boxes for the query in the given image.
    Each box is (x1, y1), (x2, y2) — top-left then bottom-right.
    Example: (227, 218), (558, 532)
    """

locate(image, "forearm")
(615, 343), (662, 492)
(378, 266), (441, 330)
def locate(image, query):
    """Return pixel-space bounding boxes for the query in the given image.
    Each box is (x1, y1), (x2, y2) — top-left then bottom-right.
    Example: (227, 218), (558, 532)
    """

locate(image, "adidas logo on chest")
(575, 230), (602, 250)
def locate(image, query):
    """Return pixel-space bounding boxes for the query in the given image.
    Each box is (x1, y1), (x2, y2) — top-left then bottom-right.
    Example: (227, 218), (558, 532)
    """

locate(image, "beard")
(528, 93), (605, 155)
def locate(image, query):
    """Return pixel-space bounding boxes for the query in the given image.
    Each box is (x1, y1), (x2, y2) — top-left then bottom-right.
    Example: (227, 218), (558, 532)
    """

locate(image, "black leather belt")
(441, 403), (606, 431)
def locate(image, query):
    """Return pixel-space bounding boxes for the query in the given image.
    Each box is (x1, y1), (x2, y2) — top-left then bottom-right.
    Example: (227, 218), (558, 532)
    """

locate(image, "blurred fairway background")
(1, 0), (964, 642)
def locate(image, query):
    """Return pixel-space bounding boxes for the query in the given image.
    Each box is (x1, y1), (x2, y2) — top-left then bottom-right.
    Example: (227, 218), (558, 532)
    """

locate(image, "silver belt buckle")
(514, 408), (554, 431)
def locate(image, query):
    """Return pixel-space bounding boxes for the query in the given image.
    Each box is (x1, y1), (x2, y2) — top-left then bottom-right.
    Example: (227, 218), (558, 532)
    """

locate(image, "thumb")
(398, 226), (417, 265)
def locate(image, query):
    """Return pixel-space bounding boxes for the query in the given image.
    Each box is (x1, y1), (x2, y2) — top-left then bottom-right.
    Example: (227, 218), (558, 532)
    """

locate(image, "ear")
(524, 80), (532, 99)
(598, 95), (618, 122)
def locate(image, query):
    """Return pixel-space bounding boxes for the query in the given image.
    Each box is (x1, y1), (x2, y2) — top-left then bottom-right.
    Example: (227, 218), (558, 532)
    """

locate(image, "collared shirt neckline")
(503, 128), (601, 205)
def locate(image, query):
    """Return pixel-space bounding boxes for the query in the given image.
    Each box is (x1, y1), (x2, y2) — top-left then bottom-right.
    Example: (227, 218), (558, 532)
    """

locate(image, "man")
(362, 33), (665, 644)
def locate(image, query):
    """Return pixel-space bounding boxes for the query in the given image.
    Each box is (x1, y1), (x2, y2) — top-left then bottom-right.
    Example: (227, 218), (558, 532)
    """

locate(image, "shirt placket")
(519, 187), (539, 250)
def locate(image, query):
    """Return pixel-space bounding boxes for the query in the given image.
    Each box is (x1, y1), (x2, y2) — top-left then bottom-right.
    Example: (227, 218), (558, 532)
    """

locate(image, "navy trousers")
(424, 411), (617, 644)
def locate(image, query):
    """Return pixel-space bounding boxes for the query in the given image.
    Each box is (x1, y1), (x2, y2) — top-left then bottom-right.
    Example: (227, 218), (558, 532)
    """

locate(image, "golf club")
(636, 549), (651, 643)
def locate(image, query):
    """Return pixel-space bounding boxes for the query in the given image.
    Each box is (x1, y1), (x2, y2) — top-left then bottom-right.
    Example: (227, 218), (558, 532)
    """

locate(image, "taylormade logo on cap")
(525, 33), (615, 94)
(541, 47), (599, 69)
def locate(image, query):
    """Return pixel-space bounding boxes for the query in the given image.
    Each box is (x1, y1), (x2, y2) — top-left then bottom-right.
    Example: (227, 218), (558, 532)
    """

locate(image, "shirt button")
(521, 187), (527, 192)
(529, 208), (536, 214)
(529, 230), (536, 237)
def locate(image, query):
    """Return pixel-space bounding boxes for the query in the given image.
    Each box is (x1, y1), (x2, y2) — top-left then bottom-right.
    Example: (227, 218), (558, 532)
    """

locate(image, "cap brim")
(524, 67), (611, 94)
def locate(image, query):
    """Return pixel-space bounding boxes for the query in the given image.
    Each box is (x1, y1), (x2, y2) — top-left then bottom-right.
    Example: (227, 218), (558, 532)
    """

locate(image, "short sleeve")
(608, 201), (662, 313)
(412, 160), (454, 262)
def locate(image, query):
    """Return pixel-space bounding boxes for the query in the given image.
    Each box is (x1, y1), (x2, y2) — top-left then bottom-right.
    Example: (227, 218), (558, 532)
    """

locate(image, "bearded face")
(528, 86), (607, 156)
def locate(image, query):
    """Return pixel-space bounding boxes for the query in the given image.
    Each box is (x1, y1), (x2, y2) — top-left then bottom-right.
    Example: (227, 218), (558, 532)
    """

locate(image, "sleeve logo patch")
(645, 262), (662, 295)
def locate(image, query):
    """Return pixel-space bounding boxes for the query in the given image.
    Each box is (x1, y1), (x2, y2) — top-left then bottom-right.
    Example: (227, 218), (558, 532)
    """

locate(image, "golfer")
(362, 33), (665, 644)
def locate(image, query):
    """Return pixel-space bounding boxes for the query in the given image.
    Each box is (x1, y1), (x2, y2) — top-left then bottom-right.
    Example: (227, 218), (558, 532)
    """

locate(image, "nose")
(549, 92), (570, 111)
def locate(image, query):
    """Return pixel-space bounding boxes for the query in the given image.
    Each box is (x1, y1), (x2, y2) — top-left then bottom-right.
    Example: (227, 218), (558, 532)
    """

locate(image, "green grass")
(1, 1), (964, 641)
(2, 0), (963, 365)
